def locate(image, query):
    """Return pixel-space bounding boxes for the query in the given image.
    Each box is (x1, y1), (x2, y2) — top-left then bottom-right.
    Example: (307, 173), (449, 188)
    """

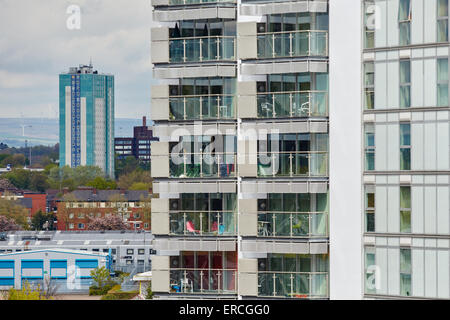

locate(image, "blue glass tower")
(59, 64), (115, 178)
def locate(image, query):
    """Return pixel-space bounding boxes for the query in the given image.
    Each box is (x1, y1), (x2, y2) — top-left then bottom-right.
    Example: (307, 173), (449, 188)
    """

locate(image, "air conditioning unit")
(170, 199), (181, 211)
(257, 82), (266, 93)
(258, 199), (268, 211)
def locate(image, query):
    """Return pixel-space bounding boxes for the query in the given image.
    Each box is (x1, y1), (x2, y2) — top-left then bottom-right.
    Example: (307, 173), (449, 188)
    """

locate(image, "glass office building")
(59, 64), (115, 178)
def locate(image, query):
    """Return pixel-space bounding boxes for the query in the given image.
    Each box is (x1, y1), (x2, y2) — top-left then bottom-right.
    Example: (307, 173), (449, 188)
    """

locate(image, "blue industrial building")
(0, 248), (110, 292)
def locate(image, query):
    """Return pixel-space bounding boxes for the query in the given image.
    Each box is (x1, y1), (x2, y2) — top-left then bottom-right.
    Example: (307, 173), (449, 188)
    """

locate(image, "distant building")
(59, 63), (115, 178)
(55, 188), (152, 231)
(114, 116), (159, 164)
(0, 231), (155, 273)
(0, 248), (110, 292)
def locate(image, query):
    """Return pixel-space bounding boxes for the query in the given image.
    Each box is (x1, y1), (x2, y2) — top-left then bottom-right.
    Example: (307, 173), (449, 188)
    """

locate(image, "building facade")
(149, 0), (450, 300)
(0, 249), (110, 292)
(0, 231), (154, 274)
(59, 64), (115, 178)
(362, 0), (450, 299)
(150, 0), (331, 299)
(55, 189), (152, 231)
(115, 116), (159, 164)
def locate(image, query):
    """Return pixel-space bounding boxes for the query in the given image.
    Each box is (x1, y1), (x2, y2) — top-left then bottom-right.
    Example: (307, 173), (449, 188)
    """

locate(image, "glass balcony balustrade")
(257, 91), (328, 119)
(170, 268), (238, 294)
(258, 272), (328, 299)
(257, 152), (328, 177)
(170, 153), (236, 178)
(170, 211), (236, 236)
(169, 95), (236, 120)
(257, 212), (328, 238)
(257, 30), (328, 59)
(169, 36), (236, 63)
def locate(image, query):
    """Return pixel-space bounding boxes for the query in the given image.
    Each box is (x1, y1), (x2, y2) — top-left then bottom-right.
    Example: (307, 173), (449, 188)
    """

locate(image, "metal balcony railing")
(169, 36), (236, 63)
(170, 153), (237, 178)
(257, 30), (328, 59)
(257, 271), (328, 299)
(257, 211), (328, 238)
(170, 268), (238, 294)
(257, 151), (328, 177)
(169, 211), (237, 236)
(257, 90), (328, 119)
(169, 94), (236, 120)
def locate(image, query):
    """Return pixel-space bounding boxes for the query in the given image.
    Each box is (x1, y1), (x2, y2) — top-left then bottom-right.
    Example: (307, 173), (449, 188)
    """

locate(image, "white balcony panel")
(151, 84), (169, 99)
(152, 270), (170, 293)
(240, 0), (327, 16)
(154, 65), (236, 79)
(151, 41), (169, 64)
(152, 198), (169, 213)
(241, 61), (327, 75)
(151, 156), (170, 178)
(151, 0), (169, 6)
(151, 98), (170, 121)
(151, 142), (169, 156)
(238, 272), (258, 296)
(239, 213), (257, 236)
(152, 212), (170, 235)
(153, 7), (236, 22)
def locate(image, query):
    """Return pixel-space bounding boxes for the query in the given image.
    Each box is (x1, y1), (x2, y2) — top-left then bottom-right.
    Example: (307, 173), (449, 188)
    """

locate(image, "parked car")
(0, 233), (7, 241)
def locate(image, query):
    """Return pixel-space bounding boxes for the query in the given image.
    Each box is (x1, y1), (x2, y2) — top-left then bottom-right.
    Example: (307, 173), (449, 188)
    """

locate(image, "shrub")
(100, 285), (138, 300)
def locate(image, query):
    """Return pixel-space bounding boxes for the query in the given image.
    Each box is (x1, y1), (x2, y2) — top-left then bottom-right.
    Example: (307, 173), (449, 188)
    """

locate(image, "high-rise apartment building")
(149, 0), (450, 300)
(362, 0), (450, 299)
(59, 64), (115, 178)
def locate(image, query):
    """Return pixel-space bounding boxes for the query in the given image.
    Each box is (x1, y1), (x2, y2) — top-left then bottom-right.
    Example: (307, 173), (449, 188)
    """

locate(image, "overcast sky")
(0, 0), (153, 119)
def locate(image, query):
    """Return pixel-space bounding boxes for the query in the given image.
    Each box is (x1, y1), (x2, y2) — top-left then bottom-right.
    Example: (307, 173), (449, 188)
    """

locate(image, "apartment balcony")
(170, 153), (237, 178)
(169, 94), (236, 120)
(170, 268), (238, 295)
(151, 0), (236, 22)
(257, 271), (328, 299)
(256, 90), (328, 119)
(169, 211), (237, 236)
(169, 36), (236, 63)
(152, 28), (237, 78)
(257, 211), (328, 238)
(257, 152), (328, 177)
(256, 30), (328, 59)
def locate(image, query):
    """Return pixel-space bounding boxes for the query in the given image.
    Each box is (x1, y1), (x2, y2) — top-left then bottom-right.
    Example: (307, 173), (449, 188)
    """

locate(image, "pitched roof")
(60, 189), (150, 202)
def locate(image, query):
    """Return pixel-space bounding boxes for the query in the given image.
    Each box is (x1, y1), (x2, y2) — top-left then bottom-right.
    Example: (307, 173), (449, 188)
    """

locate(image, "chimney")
(143, 116), (147, 127)
(62, 187), (69, 195)
(92, 188), (97, 195)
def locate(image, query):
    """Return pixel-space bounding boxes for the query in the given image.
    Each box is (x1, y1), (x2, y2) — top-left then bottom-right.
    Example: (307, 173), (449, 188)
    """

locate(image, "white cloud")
(0, 0), (152, 119)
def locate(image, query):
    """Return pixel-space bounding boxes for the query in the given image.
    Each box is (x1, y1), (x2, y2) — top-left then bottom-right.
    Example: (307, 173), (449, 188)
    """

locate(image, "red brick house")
(55, 189), (152, 231)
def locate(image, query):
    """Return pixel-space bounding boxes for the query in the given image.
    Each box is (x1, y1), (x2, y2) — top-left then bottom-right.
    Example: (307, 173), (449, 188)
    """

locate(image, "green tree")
(117, 169), (152, 190)
(90, 266), (112, 289)
(129, 182), (150, 191)
(7, 281), (49, 300)
(30, 210), (56, 231)
(87, 176), (117, 190)
(4, 169), (31, 190)
(29, 172), (49, 192)
(0, 197), (29, 229)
